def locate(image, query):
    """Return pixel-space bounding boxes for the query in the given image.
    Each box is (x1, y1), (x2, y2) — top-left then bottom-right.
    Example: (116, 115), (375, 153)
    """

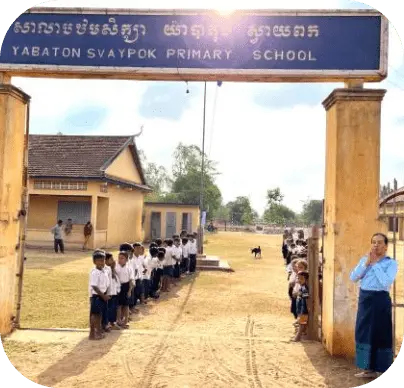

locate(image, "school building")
(26, 134), (152, 249)
(143, 202), (200, 242)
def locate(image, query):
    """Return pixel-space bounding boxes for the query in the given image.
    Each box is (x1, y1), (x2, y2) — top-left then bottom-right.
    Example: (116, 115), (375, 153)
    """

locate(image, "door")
(182, 213), (189, 232)
(151, 212), (161, 240)
(166, 212), (176, 238)
(187, 213), (193, 233)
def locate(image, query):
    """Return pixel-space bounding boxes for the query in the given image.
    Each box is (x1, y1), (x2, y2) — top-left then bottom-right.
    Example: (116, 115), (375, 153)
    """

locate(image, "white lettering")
(87, 48), (95, 59)
(264, 50), (273, 60)
(254, 49), (316, 62)
(22, 47), (29, 56)
(52, 47), (60, 56)
(62, 48), (71, 58)
(42, 47), (49, 56)
(286, 51), (295, 61)
(32, 46), (40, 57)
(253, 50), (261, 60)
(148, 49), (157, 59)
(275, 50), (284, 60)
(12, 46), (19, 55)
(213, 50), (221, 60)
(224, 50), (232, 60)
(108, 49), (115, 59)
(203, 50), (211, 60)
(178, 49), (185, 59)
(119, 48), (126, 58)
(128, 49), (136, 58)
(98, 49), (105, 58)
(167, 49), (175, 58)
(297, 50), (306, 61)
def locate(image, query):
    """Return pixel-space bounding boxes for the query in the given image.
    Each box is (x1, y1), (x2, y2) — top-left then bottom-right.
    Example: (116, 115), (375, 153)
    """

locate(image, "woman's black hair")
(93, 250), (106, 261)
(371, 233), (388, 245)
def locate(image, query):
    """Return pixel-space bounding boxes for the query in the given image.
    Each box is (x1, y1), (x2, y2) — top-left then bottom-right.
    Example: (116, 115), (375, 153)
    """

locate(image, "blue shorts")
(163, 266), (173, 277)
(118, 282), (130, 306)
(90, 295), (107, 316)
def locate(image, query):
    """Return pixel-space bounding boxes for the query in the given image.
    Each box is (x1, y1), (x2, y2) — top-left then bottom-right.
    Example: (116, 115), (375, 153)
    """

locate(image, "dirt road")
(3, 233), (365, 387)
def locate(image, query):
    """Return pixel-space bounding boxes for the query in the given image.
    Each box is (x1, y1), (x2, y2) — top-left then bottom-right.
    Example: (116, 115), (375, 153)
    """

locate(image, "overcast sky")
(7, 0), (404, 214)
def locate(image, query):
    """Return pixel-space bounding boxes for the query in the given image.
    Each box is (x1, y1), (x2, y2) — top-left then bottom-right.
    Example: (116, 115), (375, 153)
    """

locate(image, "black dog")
(251, 246), (261, 259)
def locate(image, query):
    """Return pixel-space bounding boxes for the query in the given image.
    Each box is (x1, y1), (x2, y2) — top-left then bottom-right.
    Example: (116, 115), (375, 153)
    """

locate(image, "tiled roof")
(28, 135), (148, 188)
(380, 187), (404, 206)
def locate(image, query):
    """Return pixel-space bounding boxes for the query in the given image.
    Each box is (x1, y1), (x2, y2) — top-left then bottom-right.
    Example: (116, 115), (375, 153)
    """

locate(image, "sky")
(6, 0), (404, 215)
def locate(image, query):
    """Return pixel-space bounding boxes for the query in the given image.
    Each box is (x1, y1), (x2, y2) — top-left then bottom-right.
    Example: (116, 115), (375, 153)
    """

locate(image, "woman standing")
(350, 233), (398, 379)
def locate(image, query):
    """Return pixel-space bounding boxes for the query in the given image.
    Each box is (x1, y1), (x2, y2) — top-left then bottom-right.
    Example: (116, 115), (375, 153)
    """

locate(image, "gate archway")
(0, 7), (388, 359)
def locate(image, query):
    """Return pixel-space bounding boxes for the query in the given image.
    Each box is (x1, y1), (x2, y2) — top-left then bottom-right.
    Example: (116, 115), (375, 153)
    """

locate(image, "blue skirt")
(355, 289), (393, 373)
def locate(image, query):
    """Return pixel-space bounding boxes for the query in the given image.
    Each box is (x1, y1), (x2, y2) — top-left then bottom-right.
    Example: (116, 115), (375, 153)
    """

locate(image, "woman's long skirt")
(355, 289), (393, 373)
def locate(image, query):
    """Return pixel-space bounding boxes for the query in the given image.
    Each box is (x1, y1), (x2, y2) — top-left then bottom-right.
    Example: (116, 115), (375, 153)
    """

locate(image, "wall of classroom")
(143, 203), (200, 241)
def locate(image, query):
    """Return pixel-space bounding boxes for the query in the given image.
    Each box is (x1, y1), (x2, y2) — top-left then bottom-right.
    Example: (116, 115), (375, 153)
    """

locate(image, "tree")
(170, 143), (222, 218)
(215, 205), (230, 222)
(138, 149), (173, 202)
(226, 196), (255, 225)
(267, 187), (284, 206)
(263, 187), (296, 225)
(263, 203), (297, 225)
(300, 199), (323, 225)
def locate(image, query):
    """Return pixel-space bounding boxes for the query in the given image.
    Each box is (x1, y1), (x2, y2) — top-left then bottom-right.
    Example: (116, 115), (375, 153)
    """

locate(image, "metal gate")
(379, 178), (403, 358)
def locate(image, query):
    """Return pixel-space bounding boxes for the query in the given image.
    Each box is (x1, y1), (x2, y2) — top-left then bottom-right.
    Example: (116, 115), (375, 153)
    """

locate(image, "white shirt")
(172, 246), (182, 263)
(115, 263), (134, 284)
(89, 267), (110, 297)
(150, 257), (159, 271)
(188, 240), (198, 255)
(109, 275), (120, 296)
(133, 255), (145, 280)
(142, 255), (154, 280)
(164, 246), (174, 266)
(182, 243), (189, 258)
(104, 266), (113, 296)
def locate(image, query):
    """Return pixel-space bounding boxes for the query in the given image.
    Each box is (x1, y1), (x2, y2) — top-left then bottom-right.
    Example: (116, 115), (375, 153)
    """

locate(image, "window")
(57, 201), (91, 225)
(34, 180), (88, 191)
(388, 217), (399, 232)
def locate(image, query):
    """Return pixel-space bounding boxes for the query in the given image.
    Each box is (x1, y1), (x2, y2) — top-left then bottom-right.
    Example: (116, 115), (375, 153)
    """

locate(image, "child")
(294, 271), (310, 342)
(288, 258), (300, 321)
(102, 252), (113, 332)
(152, 249), (165, 297)
(133, 243), (146, 306)
(155, 238), (163, 248)
(106, 254), (121, 330)
(172, 238), (182, 282)
(181, 237), (189, 275)
(142, 246), (152, 301)
(162, 240), (174, 292)
(188, 234), (197, 273)
(89, 250), (110, 340)
(115, 251), (134, 329)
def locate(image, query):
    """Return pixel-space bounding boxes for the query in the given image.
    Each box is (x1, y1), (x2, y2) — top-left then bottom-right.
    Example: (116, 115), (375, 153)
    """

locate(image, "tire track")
(205, 336), (246, 385)
(245, 316), (263, 388)
(136, 275), (197, 388)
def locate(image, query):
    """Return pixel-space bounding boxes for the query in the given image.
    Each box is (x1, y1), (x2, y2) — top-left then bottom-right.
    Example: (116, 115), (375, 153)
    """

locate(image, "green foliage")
(263, 203), (297, 225)
(140, 143), (222, 218)
(300, 199), (323, 225)
(226, 196), (256, 225)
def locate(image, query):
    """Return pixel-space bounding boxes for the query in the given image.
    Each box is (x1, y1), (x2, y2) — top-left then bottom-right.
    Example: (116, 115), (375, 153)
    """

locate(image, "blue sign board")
(0, 8), (387, 81)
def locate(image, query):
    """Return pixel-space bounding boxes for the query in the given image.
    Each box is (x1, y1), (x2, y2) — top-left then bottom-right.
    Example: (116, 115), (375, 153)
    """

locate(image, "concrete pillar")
(321, 88), (386, 357)
(0, 76), (30, 335)
(90, 195), (98, 249)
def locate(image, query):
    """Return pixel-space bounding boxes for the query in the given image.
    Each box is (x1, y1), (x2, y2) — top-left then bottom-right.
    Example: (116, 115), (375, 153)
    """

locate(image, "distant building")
(26, 135), (152, 249)
(143, 202), (200, 241)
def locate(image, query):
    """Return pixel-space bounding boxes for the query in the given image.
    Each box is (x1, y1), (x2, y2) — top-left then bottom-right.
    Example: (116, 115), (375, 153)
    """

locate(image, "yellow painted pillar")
(0, 75), (30, 335)
(321, 88), (386, 357)
(90, 195), (98, 249)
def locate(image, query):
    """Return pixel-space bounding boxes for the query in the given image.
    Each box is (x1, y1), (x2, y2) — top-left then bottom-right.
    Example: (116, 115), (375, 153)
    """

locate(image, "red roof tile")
(28, 135), (148, 189)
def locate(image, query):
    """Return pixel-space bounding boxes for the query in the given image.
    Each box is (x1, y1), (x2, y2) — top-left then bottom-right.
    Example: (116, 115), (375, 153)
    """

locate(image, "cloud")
(138, 82), (197, 121)
(253, 84), (337, 110)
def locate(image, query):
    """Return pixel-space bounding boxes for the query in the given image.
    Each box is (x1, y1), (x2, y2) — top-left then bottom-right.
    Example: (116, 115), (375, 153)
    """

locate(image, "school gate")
(0, 8), (388, 358)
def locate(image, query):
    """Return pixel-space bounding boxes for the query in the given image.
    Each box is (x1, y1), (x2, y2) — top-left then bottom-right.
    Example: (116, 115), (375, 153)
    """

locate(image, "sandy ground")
(2, 233), (401, 388)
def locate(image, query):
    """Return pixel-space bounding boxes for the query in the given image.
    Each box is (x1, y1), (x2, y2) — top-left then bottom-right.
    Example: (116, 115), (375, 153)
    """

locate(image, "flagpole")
(199, 81), (207, 255)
